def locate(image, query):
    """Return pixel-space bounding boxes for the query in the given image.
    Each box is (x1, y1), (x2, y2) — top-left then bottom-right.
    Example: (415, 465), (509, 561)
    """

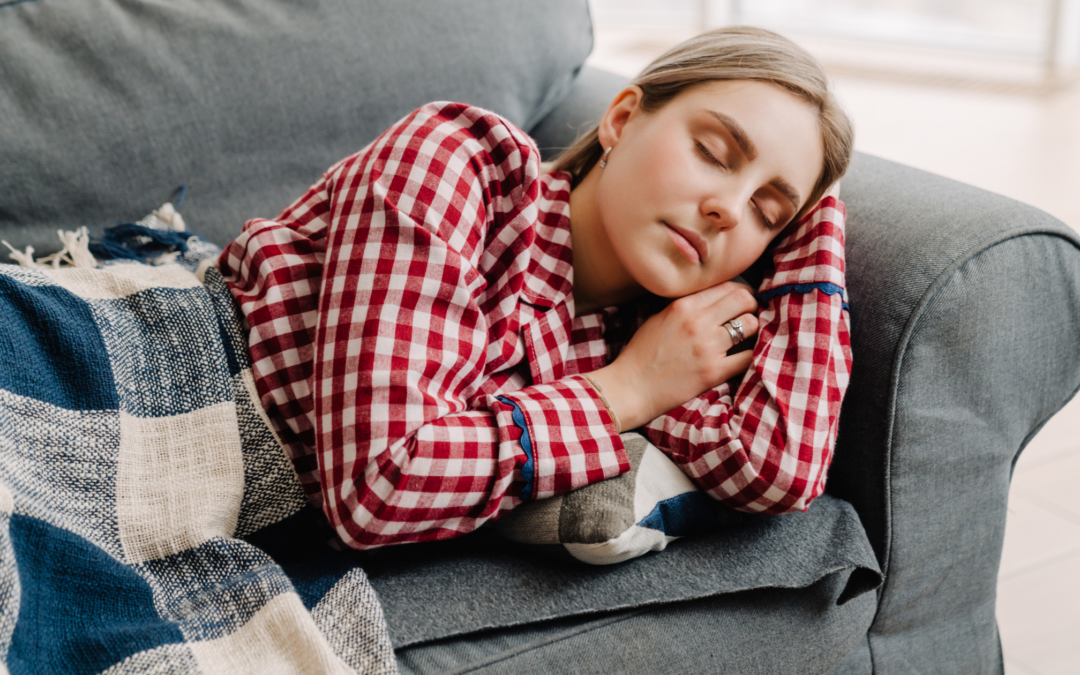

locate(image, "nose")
(700, 192), (741, 232)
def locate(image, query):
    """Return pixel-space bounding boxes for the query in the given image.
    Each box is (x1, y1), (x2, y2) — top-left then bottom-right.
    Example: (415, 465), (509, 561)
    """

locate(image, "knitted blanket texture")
(0, 224), (398, 674)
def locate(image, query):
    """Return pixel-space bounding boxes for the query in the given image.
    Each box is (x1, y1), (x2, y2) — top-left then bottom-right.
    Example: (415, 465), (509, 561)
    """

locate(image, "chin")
(625, 249), (702, 299)
(638, 271), (694, 300)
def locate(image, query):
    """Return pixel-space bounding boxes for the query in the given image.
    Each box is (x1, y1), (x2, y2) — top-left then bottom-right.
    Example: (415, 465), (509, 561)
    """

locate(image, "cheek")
(745, 231), (776, 263)
(604, 131), (690, 209)
(638, 139), (695, 199)
(595, 159), (653, 237)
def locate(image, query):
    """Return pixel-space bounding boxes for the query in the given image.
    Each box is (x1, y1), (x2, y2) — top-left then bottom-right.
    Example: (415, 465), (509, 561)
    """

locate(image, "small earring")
(599, 146), (612, 169)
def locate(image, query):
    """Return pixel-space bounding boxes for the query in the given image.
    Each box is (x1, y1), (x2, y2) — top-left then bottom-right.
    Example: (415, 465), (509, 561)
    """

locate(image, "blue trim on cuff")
(496, 396), (535, 502)
(757, 282), (850, 311)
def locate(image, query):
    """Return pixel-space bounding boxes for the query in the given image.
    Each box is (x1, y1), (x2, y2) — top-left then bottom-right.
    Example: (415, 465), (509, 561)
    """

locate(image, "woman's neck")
(568, 167), (644, 316)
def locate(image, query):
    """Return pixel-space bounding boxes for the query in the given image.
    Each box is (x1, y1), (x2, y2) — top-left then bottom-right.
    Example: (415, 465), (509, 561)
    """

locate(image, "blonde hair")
(550, 26), (854, 221)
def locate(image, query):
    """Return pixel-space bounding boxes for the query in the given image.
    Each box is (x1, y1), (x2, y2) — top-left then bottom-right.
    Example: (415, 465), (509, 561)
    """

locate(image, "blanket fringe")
(153, 201), (187, 232)
(1, 202), (192, 269)
(2, 226), (96, 269)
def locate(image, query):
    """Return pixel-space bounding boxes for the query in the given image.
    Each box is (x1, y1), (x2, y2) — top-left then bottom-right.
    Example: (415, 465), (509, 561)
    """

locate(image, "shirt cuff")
(757, 282), (849, 311)
(492, 377), (628, 500)
(765, 197), (846, 290)
(495, 396), (537, 501)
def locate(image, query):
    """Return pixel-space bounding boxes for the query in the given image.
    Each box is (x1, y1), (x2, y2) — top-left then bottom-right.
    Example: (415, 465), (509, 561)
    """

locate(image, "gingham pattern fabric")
(219, 103), (629, 550)
(220, 102), (851, 550)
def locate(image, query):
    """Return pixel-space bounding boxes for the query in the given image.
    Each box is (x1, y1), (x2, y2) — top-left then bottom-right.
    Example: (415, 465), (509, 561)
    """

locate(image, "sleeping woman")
(218, 26), (854, 550)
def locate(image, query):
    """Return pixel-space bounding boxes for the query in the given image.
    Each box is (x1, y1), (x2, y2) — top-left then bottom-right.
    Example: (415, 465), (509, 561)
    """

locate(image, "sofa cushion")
(0, 0), (593, 253)
(529, 66), (629, 160)
(395, 573), (878, 674)
(361, 491), (881, 649)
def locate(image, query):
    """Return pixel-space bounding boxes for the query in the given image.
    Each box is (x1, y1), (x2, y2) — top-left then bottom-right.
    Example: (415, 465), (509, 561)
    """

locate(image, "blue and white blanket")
(0, 214), (398, 674)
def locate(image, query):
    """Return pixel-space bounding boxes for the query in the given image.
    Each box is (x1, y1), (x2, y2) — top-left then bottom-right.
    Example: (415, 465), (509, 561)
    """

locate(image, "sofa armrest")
(832, 152), (1080, 672)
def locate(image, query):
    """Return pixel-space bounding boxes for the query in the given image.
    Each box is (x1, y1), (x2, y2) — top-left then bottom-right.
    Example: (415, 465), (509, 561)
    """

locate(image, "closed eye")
(695, 141), (724, 169)
(698, 139), (782, 230)
(752, 201), (778, 230)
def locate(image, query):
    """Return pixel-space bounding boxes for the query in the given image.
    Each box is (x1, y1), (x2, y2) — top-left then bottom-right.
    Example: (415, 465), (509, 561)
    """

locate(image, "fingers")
(674, 283), (759, 353)
(714, 349), (754, 384)
(719, 312), (759, 353)
(708, 284), (758, 324)
(679, 280), (753, 310)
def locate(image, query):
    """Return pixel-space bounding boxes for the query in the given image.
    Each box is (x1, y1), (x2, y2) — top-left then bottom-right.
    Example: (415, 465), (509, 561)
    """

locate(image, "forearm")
(325, 377), (630, 549)
(585, 352), (754, 432)
(643, 286), (850, 514)
(322, 405), (525, 549)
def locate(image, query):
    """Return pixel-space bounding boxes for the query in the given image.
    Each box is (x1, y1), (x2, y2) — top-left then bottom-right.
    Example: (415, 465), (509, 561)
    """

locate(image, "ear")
(597, 86), (644, 149)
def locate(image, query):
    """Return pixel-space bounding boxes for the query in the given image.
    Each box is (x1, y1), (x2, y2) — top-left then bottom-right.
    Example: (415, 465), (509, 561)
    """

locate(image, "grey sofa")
(3, 1), (1078, 673)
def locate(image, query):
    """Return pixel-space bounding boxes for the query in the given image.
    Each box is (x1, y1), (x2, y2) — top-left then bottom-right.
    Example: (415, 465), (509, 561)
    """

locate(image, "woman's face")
(594, 80), (824, 298)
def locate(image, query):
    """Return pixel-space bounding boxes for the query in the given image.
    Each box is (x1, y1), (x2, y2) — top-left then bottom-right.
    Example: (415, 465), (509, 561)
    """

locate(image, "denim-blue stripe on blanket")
(496, 396), (536, 502)
(7, 514), (183, 675)
(0, 275), (118, 411)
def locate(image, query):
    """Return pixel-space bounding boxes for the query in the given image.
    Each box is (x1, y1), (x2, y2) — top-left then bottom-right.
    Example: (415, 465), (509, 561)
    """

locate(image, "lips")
(663, 221), (707, 264)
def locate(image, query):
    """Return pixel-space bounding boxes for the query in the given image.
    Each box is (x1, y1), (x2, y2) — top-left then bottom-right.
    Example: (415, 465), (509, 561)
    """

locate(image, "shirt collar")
(519, 171), (614, 383)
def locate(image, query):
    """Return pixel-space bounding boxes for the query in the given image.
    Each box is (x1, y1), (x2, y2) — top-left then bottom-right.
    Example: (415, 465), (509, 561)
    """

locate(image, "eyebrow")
(704, 109), (803, 211)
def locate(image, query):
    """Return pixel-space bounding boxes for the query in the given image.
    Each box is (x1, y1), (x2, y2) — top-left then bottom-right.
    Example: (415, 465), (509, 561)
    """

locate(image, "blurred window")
(736, 0), (1049, 59)
(590, 0), (1079, 74)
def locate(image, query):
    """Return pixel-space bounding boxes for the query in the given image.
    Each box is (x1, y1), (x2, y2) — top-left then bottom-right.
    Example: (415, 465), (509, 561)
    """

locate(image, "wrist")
(584, 364), (654, 432)
(581, 374), (622, 433)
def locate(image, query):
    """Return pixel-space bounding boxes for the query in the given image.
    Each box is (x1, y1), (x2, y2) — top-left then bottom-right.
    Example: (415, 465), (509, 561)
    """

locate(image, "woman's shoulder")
(389, 102), (541, 167)
(325, 102), (557, 269)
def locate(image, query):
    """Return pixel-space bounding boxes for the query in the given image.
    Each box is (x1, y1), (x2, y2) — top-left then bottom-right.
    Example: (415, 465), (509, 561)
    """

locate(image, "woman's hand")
(587, 281), (759, 431)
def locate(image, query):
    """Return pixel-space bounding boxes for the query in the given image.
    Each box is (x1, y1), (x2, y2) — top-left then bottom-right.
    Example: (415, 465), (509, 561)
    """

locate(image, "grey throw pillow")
(493, 433), (745, 564)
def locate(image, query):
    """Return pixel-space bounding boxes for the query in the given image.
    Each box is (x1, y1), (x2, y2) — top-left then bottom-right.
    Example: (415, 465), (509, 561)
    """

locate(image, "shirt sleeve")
(309, 102), (627, 549)
(641, 197), (852, 514)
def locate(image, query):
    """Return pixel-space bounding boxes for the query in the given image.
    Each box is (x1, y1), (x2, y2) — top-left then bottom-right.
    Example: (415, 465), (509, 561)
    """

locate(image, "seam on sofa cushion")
(444, 610), (645, 675)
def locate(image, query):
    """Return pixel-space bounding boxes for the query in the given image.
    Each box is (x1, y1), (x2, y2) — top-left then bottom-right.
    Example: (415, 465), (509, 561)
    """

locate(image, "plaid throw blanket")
(0, 219), (398, 674)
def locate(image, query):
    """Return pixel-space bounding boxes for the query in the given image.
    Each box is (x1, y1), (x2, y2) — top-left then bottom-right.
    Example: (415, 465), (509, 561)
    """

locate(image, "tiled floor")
(587, 20), (1080, 674)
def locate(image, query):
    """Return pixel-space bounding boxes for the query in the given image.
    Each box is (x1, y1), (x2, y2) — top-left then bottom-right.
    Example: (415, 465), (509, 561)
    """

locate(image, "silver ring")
(730, 318), (745, 342)
(723, 319), (745, 346)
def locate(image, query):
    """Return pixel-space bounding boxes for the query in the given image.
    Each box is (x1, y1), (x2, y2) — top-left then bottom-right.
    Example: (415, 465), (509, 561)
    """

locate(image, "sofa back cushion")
(0, 0), (592, 251)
